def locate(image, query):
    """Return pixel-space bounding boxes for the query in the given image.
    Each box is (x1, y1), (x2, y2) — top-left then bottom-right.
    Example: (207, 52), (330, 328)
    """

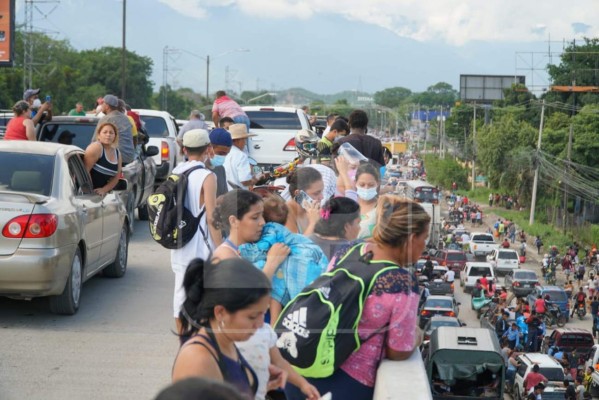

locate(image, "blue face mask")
(357, 187), (378, 201)
(211, 154), (226, 167)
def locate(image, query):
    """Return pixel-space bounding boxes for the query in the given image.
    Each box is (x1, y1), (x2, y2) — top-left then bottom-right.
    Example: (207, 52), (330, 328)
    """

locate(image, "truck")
(460, 262), (495, 294)
(420, 203), (441, 248)
(468, 232), (499, 258)
(242, 106), (312, 167)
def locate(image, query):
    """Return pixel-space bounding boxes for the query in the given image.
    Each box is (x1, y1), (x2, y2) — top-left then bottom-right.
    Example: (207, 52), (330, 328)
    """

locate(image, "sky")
(19, 0), (599, 97)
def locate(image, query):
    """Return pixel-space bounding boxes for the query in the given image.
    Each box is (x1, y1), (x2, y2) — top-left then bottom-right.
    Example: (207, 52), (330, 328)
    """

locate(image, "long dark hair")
(286, 166), (322, 196)
(314, 197), (360, 238)
(179, 258), (271, 339)
(212, 189), (263, 231)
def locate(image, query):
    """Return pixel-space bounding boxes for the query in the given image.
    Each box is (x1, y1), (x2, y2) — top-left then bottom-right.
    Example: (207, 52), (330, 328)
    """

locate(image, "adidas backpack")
(274, 242), (399, 378)
(147, 165), (210, 249)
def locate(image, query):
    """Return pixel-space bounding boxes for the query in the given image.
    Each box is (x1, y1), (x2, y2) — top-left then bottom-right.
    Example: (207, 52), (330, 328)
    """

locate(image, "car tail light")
(441, 260), (446, 266)
(473, 244), (477, 250)
(421, 310), (430, 317)
(2, 214), (58, 239)
(534, 282), (540, 286)
(450, 283), (455, 291)
(513, 282), (520, 287)
(444, 311), (456, 317)
(161, 142), (169, 161)
(283, 138), (296, 152)
(566, 302), (570, 310)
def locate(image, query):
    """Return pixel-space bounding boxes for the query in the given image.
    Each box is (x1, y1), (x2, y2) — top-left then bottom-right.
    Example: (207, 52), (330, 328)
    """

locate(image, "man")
(443, 266), (455, 283)
(423, 257), (434, 282)
(321, 113), (339, 136)
(336, 109), (385, 167)
(526, 383), (544, 400)
(68, 102), (86, 116)
(564, 379), (576, 400)
(523, 365), (548, 395)
(223, 124), (260, 190)
(219, 116), (234, 129)
(177, 110), (209, 151)
(97, 94), (135, 165)
(317, 118), (348, 157)
(502, 323), (520, 349)
(534, 295), (547, 315)
(526, 312), (543, 352)
(495, 311), (510, 339)
(212, 90), (250, 129)
(23, 88), (52, 126)
(572, 287), (587, 318)
(207, 128), (232, 197)
(171, 129), (221, 332)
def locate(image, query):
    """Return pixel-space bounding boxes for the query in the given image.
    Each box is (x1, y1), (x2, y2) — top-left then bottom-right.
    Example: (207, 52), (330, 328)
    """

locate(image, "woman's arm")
(269, 299), (283, 326)
(302, 201), (320, 236)
(83, 142), (102, 172)
(269, 347), (320, 399)
(284, 202), (299, 233)
(202, 173), (223, 247)
(24, 119), (36, 141)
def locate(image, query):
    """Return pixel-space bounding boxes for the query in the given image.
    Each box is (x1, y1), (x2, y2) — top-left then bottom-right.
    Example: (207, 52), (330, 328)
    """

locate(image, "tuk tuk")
(425, 327), (505, 399)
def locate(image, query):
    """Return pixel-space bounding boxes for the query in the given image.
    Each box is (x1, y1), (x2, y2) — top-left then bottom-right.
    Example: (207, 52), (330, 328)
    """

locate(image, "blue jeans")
(233, 114), (251, 131)
(285, 369), (374, 400)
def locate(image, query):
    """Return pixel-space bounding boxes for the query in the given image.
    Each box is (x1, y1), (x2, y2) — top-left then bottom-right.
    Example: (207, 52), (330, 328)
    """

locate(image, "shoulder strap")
(181, 164), (212, 254)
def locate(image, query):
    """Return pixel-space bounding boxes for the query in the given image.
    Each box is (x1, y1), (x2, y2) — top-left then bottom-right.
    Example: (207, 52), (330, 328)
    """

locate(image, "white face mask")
(32, 99), (42, 109)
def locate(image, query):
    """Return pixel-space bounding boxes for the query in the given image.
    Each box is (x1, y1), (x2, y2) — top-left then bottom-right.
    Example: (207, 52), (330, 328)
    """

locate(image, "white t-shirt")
(236, 324), (278, 400)
(589, 279), (596, 290)
(444, 270), (455, 282)
(224, 145), (252, 190)
(170, 161), (214, 269)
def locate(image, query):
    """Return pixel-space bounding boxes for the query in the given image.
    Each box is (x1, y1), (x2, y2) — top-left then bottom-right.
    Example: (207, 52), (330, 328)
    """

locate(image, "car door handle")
(80, 206), (88, 214)
(254, 144), (261, 149)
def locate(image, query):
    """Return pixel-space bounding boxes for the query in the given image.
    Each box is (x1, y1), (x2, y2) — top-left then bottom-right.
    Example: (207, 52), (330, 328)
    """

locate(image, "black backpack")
(274, 242), (403, 378)
(147, 165), (211, 250)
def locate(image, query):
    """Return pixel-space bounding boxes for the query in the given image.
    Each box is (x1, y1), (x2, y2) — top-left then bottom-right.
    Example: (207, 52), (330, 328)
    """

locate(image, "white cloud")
(158, 0), (599, 45)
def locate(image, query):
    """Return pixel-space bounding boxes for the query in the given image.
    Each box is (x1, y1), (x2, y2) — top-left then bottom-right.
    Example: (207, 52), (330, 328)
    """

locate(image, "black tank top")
(91, 146), (119, 189)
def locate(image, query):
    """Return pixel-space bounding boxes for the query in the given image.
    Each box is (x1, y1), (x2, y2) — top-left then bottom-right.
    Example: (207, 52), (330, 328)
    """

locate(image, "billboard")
(460, 74), (525, 103)
(0, 0), (14, 67)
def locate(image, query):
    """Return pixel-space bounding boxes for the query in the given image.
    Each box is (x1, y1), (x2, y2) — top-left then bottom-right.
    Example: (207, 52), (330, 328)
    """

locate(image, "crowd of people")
(156, 105), (428, 400)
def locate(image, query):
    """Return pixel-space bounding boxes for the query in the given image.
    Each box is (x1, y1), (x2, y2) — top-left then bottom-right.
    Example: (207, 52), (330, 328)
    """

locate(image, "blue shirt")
(503, 327), (520, 347)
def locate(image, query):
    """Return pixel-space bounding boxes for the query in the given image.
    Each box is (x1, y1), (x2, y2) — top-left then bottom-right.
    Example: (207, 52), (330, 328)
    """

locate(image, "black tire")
(137, 203), (149, 221)
(103, 225), (128, 278)
(557, 315), (567, 327)
(49, 248), (82, 315)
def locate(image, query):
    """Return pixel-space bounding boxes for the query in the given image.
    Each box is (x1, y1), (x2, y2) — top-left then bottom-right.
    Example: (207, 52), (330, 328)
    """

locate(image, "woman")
(172, 258), (270, 399)
(355, 163), (381, 239)
(84, 122), (122, 195)
(309, 197), (361, 260)
(3, 100), (35, 141)
(210, 190), (320, 400)
(284, 167), (324, 235)
(288, 195), (430, 400)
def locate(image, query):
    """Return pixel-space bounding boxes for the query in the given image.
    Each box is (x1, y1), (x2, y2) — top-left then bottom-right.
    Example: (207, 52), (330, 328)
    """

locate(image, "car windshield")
(499, 251), (518, 260)
(0, 152), (55, 196)
(538, 367), (564, 382)
(246, 111), (302, 130)
(472, 235), (494, 242)
(469, 267), (492, 276)
(545, 290), (568, 302)
(140, 116), (169, 138)
(425, 299), (452, 308)
(39, 123), (96, 149)
(447, 253), (466, 261)
(515, 271), (537, 280)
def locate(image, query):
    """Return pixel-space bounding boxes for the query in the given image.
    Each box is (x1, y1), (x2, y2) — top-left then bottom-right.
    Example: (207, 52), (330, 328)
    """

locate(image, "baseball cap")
(103, 94), (119, 108)
(209, 128), (232, 147)
(23, 88), (40, 101)
(183, 129), (210, 148)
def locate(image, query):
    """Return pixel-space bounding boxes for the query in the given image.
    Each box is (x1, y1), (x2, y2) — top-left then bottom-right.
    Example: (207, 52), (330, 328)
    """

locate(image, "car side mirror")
(461, 322), (467, 326)
(113, 179), (129, 192)
(457, 302), (462, 306)
(145, 145), (159, 157)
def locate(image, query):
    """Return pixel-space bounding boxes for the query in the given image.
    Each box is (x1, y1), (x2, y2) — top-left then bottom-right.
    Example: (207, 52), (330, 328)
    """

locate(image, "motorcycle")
(471, 292), (494, 317)
(576, 302), (587, 319)
(543, 304), (567, 327)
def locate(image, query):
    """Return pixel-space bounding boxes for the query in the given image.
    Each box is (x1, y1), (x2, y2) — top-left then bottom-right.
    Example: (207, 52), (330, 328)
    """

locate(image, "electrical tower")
(162, 46), (181, 111)
(22, 0), (60, 91)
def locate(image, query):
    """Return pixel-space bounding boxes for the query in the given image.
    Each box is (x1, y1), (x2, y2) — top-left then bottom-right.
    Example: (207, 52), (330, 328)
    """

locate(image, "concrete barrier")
(373, 349), (432, 400)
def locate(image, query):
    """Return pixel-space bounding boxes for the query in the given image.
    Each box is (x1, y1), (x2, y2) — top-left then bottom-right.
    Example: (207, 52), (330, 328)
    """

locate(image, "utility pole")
(471, 104), (477, 190)
(206, 55), (210, 100)
(121, 0), (126, 99)
(529, 100), (546, 225)
(563, 124), (573, 230)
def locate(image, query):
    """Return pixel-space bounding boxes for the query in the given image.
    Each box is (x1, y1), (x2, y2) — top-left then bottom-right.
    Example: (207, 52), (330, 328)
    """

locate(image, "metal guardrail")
(373, 349), (432, 400)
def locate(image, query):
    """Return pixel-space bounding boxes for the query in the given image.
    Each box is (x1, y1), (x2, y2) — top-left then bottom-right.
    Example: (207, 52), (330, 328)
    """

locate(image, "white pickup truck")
(460, 262), (494, 293)
(243, 106), (312, 167)
(487, 249), (520, 275)
(134, 109), (181, 186)
(468, 232), (498, 258)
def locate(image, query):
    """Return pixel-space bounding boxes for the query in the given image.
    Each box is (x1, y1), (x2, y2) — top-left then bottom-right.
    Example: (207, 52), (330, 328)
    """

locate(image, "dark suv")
(526, 285), (570, 322)
(433, 249), (468, 278)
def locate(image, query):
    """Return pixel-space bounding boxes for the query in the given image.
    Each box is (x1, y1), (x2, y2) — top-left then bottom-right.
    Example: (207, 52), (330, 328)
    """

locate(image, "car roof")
(465, 262), (493, 268)
(44, 116), (100, 123)
(552, 328), (593, 335)
(498, 249), (518, 253)
(0, 140), (78, 156)
(445, 250), (466, 254)
(426, 295), (454, 301)
(430, 327), (502, 353)
(471, 232), (494, 236)
(133, 109), (175, 118)
(429, 316), (460, 323)
(538, 286), (566, 291)
(242, 106), (299, 112)
(521, 353), (562, 367)
(514, 269), (536, 275)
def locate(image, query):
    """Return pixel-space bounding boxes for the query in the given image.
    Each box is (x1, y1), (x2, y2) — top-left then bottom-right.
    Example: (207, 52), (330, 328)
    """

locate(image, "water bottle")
(338, 142), (368, 167)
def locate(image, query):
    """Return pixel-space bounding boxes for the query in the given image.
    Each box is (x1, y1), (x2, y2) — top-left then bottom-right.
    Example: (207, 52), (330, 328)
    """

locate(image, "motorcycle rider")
(571, 287), (587, 318)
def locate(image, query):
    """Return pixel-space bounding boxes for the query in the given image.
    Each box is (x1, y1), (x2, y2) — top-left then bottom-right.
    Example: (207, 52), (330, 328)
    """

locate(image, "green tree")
(410, 82), (457, 107)
(373, 87), (412, 108)
(152, 85), (196, 119)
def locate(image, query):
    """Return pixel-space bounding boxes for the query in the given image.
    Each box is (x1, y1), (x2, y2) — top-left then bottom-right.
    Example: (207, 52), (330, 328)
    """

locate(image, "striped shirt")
(91, 147), (119, 189)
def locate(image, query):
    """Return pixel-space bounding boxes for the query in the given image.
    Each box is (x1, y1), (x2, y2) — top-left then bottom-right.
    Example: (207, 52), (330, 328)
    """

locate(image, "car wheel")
(513, 385), (521, 400)
(49, 248), (82, 315)
(103, 225), (129, 278)
(137, 203), (149, 221)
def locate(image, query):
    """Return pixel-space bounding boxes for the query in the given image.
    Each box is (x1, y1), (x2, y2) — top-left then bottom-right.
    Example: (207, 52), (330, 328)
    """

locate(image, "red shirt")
(127, 111), (142, 131)
(524, 371), (546, 392)
(4, 116), (27, 140)
(534, 298), (546, 313)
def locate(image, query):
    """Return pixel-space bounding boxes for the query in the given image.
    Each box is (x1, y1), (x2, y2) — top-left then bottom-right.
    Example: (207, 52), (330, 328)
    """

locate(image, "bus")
(404, 180), (440, 204)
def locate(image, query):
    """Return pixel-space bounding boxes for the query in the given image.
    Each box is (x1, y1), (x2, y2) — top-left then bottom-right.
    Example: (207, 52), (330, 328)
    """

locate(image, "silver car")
(0, 141), (130, 315)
